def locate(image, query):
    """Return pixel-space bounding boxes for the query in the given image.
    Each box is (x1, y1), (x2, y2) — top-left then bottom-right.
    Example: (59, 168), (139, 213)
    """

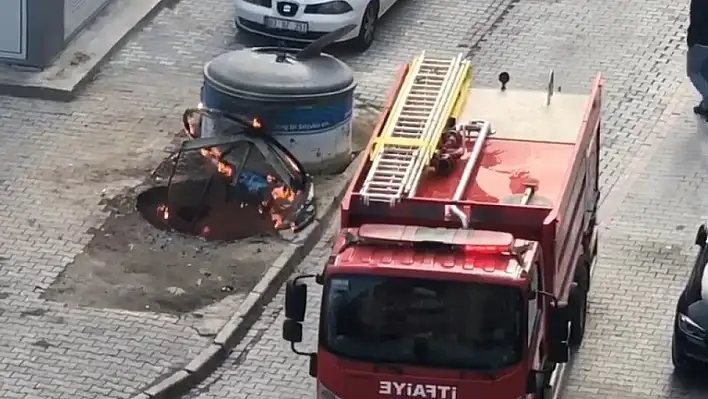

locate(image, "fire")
(200, 147), (233, 177)
(265, 175), (298, 230)
(196, 141), (299, 231)
(272, 185), (296, 203)
(157, 204), (169, 220)
(252, 118), (262, 129)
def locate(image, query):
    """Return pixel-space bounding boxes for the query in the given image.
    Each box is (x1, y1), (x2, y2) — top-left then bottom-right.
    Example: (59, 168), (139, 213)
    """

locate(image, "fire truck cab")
(283, 52), (601, 399)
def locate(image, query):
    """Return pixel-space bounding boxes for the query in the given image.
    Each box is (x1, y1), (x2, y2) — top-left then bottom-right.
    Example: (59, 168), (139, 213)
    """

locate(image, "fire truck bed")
(416, 88), (590, 206)
(459, 88), (590, 144)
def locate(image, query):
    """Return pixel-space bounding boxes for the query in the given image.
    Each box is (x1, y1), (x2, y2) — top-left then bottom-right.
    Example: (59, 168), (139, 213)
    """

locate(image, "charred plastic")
(200, 47), (356, 174)
(138, 107), (317, 240)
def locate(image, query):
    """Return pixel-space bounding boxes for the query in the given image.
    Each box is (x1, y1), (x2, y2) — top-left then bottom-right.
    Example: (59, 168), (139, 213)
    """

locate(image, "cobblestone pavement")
(565, 81), (708, 399)
(0, 0), (506, 396)
(181, 0), (708, 398)
(0, 0), (700, 397)
(185, 222), (337, 398)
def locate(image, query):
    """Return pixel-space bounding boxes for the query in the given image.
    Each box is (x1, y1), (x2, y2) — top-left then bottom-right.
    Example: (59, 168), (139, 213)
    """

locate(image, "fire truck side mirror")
(526, 288), (537, 301)
(285, 277), (308, 322)
(695, 225), (707, 247)
(282, 318), (303, 343)
(546, 301), (570, 363)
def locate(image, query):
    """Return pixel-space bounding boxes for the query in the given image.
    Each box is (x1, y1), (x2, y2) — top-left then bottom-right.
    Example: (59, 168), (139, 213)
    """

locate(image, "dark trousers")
(687, 45), (708, 107)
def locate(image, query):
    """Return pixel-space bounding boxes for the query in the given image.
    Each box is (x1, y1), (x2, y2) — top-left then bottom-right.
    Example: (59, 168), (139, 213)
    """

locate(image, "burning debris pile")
(137, 108), (315, 241)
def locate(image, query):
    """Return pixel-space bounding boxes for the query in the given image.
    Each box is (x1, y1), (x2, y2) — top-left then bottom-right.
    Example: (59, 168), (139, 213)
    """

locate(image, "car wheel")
(671, 335), (689, 373)
(568, 281), (587, 349)
(352, 1), (378, 51)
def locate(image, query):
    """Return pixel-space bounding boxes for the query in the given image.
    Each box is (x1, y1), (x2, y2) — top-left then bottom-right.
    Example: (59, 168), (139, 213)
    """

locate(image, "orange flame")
(266, 175), (298, 229)
(157, 204), (169, 220)
(200, 147), (233, 177)
(252, 118), (262, 129)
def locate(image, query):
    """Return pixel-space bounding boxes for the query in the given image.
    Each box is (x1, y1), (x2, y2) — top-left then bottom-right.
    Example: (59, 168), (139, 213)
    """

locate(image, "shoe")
(694, 104), (708, 117)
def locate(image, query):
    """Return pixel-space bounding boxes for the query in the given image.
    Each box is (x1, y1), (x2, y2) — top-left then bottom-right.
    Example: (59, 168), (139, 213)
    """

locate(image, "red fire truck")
(282, 52), (601, 399)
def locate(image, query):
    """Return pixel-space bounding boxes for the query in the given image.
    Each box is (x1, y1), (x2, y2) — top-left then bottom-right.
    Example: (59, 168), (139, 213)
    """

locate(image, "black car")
(672, 225), (708, 372)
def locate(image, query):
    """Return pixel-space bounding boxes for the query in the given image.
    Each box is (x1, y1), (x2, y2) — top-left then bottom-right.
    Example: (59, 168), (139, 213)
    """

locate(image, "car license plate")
(264, 17), (308, 33)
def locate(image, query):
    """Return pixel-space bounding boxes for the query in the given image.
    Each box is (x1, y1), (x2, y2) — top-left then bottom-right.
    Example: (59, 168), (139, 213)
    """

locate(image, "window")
(320, 274), (524, 370)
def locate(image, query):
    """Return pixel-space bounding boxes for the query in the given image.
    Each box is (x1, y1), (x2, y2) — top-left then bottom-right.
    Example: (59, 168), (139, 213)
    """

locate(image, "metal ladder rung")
(375, 163), (414, 171)
(376, 163), (409, 169)
(392, 130), (424, 137)
(408, 95), (440, 101)
(408, 94), (436, 101)
(369, 174), (406, 182)
(368, 181), (401, 187)
(366, 186), (400, 193)
(411, 86), (442, 92)
(378, 159), (416, 166)
(392, 133), (424, 139)
(379, 154), (416, 161)
(398, 109), (432, 116)
(398, 115), (430, 121)
(412, 83), (447, 89)
(414, 71), (446, 77)
(410, 92), (441, 98)
(400, 105), (437, 112)
(379, 158), (416, 165)
(396, 118), (425, 127)
(374, 169), (408, 176)
(380, 146), (417, 152)
(392, 131), (424, 137)
(391, 133), (420, 139)
(403, 102), (436, 108)
(378, 154), (416, 162)
(375, 168), (410, 175)
(394, 126), (425, 131)
(380, 146), (417, 153)
(395, 120), (427, 126)
(376, 156), (415, 164)
(422, 58), (455, 64)
(395, 125), (426, 130)
(415, 73), (446, 79)
(369, 178), (405, 186)
(373, 137), (424, 147)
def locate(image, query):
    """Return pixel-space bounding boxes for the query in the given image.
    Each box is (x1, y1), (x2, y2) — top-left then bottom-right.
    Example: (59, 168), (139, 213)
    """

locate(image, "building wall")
(0, 0), (27, 60)
(64, 0), (111, 40)
(0, 0), (112, 67)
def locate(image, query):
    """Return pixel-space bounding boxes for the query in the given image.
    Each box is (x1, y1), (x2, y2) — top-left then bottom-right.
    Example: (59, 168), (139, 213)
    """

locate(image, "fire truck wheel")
(575, 256), (591, 292)
(568, 281), (587, 349)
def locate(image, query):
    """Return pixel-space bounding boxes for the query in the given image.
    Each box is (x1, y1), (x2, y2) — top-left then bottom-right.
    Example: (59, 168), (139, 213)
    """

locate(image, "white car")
(235, 0), (400, 51)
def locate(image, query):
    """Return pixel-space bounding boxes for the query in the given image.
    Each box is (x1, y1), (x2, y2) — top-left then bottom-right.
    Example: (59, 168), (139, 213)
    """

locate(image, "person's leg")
(687, 46), (708, 114)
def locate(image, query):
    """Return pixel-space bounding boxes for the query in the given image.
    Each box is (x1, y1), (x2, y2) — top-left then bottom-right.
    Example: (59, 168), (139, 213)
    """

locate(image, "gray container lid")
(203, 48), (356, 100)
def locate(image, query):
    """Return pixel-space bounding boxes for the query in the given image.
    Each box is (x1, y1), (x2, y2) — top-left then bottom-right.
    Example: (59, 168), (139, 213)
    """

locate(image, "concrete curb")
(132, 152), (363, 399)
(0, 0), (168, 101)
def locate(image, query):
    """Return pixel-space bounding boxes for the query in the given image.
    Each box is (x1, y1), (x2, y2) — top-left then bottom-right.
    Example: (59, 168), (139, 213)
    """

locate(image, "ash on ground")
(42, 154), (285, 314)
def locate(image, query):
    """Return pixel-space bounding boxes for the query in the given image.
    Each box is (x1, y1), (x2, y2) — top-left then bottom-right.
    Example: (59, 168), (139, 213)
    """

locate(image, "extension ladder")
(359, 52), (472, 205)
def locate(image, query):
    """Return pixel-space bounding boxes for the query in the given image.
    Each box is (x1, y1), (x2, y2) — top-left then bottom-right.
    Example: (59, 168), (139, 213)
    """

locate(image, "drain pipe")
(448, 120), (492, 228)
